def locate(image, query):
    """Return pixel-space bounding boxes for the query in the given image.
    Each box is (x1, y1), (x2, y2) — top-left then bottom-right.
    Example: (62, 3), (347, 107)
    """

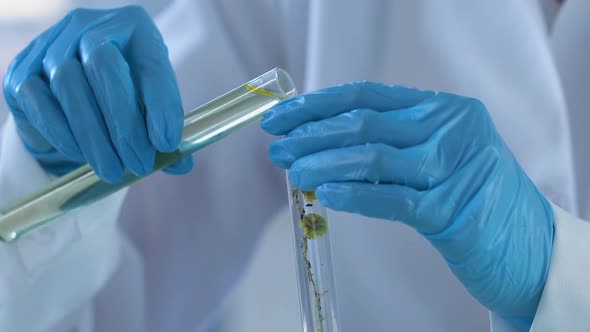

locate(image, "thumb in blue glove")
(3, 6), (194, 183)
(262, 82), (554, 329)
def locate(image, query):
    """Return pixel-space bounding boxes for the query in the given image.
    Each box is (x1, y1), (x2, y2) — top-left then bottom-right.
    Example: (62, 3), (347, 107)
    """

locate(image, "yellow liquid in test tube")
(0, 68), (296, 242)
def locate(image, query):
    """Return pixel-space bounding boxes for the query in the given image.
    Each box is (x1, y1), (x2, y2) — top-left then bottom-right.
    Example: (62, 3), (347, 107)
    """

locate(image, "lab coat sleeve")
(0, 115), (128, 331)
(490, 202), (590, 332)
(529, 203), (590, 331)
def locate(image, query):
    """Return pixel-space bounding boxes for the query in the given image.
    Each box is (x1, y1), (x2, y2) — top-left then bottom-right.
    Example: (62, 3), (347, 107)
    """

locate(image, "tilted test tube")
(0, 68), (296, 242)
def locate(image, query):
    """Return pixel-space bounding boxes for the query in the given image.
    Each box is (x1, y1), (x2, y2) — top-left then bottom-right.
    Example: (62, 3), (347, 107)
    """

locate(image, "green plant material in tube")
(294, 189), (329, 331)
(300, 213), (328, 239)
(302, 191), (317, 202)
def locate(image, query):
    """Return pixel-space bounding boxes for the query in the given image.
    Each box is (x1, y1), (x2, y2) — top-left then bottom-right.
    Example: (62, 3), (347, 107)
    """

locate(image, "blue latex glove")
(2, 6), (194, 183)
(262, 82), (554, 328)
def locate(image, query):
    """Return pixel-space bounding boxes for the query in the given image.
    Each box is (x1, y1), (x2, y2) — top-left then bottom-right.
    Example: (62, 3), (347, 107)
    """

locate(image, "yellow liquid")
(0, 84), (285, 241)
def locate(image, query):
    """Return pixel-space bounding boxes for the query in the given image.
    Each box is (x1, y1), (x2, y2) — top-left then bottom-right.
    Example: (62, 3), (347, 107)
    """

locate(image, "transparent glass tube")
(0, 68), (296, 242)
(288, 183), (340, 332)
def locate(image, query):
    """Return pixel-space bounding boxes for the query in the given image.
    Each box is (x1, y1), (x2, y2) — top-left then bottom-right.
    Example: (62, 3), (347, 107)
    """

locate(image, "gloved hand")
(262, 82), (554, 328)
(2, 6), (194, 183)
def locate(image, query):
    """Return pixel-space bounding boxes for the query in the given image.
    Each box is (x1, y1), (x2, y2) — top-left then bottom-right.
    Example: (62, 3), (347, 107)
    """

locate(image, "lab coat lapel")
(551, 0), (590, 217)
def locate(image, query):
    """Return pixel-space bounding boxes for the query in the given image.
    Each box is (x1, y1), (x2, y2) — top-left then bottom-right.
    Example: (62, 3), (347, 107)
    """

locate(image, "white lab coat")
(0, 0), (589, 331)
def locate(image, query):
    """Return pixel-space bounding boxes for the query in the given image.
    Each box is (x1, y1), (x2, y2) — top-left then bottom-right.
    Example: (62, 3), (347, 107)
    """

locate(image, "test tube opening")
(247, 68), (297, 99)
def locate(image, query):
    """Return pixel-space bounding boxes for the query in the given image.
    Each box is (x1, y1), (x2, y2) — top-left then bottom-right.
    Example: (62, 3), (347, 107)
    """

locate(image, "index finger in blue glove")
(123, 7), (184, 152)
(81, 41), (155, 177)
(48, 58), (125, 183)
(261, 82), (436, 135)
(3, 23), (83, 162)
(8, 75), (83, 161)
(269, 99), (458, 168)
(75, 6), (183, 154)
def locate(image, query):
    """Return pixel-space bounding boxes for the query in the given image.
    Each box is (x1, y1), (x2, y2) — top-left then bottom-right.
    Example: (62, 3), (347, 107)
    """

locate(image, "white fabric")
(0, 117), (127, 332)
(551, 0), (590, 218)
(529, 203), (590, 331)
(0, 0), (588, 331)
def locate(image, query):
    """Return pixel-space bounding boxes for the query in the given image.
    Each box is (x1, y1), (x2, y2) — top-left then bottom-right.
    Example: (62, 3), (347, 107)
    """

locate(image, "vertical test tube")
(288, 183), (340, 332)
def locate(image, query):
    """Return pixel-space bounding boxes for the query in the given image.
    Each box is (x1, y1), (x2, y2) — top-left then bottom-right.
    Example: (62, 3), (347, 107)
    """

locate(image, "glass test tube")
(0, 68), (296, 242)
(288, 183), (341, 332)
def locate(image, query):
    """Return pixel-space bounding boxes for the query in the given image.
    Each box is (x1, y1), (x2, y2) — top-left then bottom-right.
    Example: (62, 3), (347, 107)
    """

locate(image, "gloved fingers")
(313, 163), (489, 237)
(124, 10), (184, 152)
(50, 58), (124, 184)
(5, 16), (69, 90)
(421, 145), (501, 234)
(269, 104), (455, 168)
(311, 147), (498, 235)
(287, 143), (449, 192)
(10, 109), (54, 153)
(261, 82), (436, 135)
(2, 21), (79, 159)
(162, 155), (195, 175)
(81, 42), (156, 177)
(315, 182), (423, 225)
(12, 75), (83, 161)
